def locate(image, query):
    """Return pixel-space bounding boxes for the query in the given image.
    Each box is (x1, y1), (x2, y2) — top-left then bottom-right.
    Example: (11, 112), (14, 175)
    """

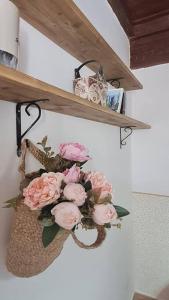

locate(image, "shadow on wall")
(157, 285), (169, 300)
(18, 25), (29, 72)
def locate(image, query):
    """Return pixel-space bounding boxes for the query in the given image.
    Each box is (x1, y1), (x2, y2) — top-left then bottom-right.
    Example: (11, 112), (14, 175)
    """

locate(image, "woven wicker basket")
(6, 201), (69, 277)
(6, 140), (106, 277)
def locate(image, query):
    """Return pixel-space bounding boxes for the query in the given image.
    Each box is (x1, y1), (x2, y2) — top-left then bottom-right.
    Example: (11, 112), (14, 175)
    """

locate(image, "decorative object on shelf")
(74, 60), (108, 106)
(0, 1), (19, 69)
(0, 65), (150, 129)
(107, 78), (127, 115)
(106, 83), (124, 113)
(5, 137), (129, 277)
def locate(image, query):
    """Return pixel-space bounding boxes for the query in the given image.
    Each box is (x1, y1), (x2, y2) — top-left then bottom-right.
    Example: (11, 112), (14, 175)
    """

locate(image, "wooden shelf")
(0, 65), (150, 129)
(11, 0), (142, 91)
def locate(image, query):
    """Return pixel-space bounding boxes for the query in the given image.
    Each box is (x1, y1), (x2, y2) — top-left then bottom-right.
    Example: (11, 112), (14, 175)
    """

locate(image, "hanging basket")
(6, 200), (105, 277)
(6, 140), (106, 277)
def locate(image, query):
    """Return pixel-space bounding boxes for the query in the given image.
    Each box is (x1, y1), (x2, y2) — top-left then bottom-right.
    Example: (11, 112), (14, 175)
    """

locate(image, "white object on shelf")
(0, 0), (19, 68)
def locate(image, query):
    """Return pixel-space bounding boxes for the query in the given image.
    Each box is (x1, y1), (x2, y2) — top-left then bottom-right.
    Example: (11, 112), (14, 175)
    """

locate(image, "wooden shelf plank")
(11, 0), (142, 91)
(0, 65), (150, 129)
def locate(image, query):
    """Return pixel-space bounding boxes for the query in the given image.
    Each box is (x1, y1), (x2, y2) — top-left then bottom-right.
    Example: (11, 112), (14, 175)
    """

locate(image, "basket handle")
(71, 225), (106, 249)
(19, 139), (49, 179)
(74, 60), (104, 79)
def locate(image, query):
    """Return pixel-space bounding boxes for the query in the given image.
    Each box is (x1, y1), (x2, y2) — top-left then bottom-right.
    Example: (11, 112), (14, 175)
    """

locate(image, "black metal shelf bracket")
(16, 99), (48, 157)
(120, 127), (133, 148)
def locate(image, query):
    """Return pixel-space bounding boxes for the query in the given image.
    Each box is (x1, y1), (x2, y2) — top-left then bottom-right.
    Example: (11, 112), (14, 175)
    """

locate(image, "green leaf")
(114, 205), (130, 218)
(41, 136), (48, 147)
(104, 223), (111, 229)
(39, 217), (54, 227)
(3, 196), (20, 210)
(42, 223), (61, 248)
(83, 181), (92, 192)
(40, 203), (56, 218)
(4, 204), (13, 208)
(44, 147), (51, 152)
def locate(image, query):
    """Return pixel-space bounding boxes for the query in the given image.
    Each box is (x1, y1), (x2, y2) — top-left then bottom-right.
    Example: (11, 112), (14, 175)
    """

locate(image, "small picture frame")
(106, 88), (124, 113)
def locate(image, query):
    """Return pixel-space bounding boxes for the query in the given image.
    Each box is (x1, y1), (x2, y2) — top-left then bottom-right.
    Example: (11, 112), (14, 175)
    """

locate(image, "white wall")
(132, 193), (169, 299)
(131, 64), (169, 298)
(0, 2), (133, 300)
(131, 64), (169, 196)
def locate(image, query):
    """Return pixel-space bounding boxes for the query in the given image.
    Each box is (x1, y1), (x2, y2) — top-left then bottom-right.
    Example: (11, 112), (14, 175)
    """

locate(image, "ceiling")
(108, 0), (169, 69)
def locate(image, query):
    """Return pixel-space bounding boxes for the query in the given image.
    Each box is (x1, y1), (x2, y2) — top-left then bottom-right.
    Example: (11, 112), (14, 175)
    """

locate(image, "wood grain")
(107, 0), (169, 68)
(131, 30), (169, 69)
(133, 14), (169, 38)
(11, 0), (142, 91)
(122, 0), (169, 23)
(0, 65), (150, 129)
(108, 0), (134, 37)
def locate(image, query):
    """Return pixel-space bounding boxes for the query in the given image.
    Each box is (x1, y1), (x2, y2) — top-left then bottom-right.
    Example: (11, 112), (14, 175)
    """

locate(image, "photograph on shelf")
(106, 87), (124, 113)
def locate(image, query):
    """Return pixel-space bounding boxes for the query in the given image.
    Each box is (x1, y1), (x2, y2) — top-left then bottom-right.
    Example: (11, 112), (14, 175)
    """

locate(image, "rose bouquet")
(5, 137), (130, 277)
(5, 136), (129, 248)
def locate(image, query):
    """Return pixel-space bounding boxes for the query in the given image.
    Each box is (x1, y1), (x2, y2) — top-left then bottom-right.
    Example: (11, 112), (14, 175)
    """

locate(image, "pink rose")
(85, 171), (112, 198)
(63, 183), (87, 206)
(92, 204), (117, 225)
(59, 142), (90, 162)
(63, 164), (81, 184)
(51, 202), (81, 230)
(23, 172), (64, 210)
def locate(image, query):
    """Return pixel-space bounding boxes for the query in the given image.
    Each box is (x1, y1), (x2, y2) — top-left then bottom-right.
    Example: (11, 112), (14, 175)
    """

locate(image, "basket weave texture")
(6, 201), (69, 277)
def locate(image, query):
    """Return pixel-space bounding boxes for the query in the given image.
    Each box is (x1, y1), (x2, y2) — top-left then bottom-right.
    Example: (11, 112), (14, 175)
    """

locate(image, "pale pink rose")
(23, 172), (64, 210)
(63, 164), (81, 184)
(92, 204), (117, 225)
(63, 183), (87, 206)
(59, 142), (90, 162)
(85, 171), (112, 198)
(51, 202), (81, 230)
